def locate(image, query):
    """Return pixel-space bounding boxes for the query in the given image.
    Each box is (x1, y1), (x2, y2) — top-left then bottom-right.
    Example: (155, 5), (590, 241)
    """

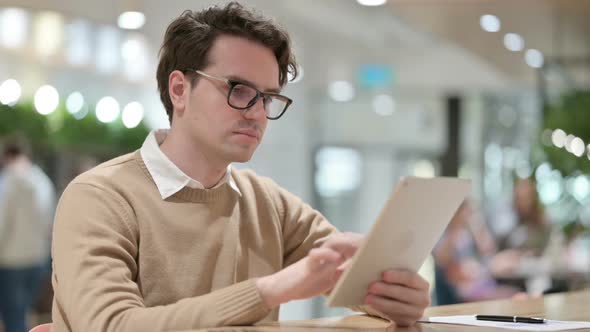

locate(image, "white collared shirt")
(140, 130), (241, 199)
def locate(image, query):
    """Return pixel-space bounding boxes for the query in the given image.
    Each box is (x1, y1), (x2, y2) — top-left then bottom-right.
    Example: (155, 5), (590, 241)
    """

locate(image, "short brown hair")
(156, 2), (298, 123)
(2, 133), (31, 159)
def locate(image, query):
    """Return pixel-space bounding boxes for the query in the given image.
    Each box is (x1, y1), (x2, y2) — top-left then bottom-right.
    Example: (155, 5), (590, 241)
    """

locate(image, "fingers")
(368, 281), (431, 307)
(322, 232), (364, 259)
(364, 294), (425, 326)
(336, 258), (352, 272)
(382, 270), (430, 291)
(307, 247), (343, 271)
(365, 270), (431, 326)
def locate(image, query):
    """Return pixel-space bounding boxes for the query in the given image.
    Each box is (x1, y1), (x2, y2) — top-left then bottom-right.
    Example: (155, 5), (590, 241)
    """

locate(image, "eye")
(231, 84), (257, 99)
(232, 85), (247, 96)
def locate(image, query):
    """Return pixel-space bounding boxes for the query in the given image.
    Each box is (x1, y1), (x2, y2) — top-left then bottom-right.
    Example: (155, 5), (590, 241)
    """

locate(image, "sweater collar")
(139, 130), (241, 199)
(135, 151), (240, 203)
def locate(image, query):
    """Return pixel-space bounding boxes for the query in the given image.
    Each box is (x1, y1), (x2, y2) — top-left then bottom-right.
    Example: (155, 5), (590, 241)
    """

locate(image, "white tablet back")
(327, 176), (471, 307)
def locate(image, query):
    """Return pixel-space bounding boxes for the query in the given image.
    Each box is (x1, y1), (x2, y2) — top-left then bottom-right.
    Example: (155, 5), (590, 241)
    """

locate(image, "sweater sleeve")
(52, 182), (270, 332)
(260, 178), (339, 267)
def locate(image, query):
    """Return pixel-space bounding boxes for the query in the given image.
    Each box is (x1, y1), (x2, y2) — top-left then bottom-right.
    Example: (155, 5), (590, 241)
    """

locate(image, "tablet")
(326, 176), (471, 307)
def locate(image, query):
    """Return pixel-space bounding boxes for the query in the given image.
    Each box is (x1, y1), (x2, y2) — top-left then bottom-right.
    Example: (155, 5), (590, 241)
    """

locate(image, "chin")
(230, 150), (256, 163)
(234, 155), (252, 163)
(224, 144), (258, 163)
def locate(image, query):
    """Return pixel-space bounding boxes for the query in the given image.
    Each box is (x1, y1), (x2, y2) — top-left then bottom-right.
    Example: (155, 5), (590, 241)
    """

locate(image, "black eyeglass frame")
(184, 69), (293, 120)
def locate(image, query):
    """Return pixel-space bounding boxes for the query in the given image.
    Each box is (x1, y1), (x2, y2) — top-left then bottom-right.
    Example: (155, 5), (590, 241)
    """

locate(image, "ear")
(168, 70), (189, 116)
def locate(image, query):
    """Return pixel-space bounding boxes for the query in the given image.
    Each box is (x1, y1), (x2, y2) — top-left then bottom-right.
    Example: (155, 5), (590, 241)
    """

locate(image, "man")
(51, 3), (430, 331)
(0, 136), (55, 332)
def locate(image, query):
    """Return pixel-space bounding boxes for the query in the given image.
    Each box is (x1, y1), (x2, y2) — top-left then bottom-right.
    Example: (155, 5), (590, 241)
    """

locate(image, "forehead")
(206, 34), (280, 91)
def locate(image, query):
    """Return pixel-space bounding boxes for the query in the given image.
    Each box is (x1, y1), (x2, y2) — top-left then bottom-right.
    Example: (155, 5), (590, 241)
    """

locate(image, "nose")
(241, 97), (267, 120)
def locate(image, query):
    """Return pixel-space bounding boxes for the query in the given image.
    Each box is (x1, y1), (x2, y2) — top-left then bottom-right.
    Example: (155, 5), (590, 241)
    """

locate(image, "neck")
(159, 130), (228, 189)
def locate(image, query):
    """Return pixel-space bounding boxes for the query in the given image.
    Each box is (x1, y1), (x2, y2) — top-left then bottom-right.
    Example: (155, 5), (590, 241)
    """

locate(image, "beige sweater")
(51, 151), (338, 332)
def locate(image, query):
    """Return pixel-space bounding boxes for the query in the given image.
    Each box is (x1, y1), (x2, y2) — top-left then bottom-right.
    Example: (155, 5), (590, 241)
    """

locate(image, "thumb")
(336, 258), (353, 272)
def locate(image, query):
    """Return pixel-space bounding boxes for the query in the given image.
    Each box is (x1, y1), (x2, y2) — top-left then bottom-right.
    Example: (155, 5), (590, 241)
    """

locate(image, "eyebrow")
(226, 75), (282, 94)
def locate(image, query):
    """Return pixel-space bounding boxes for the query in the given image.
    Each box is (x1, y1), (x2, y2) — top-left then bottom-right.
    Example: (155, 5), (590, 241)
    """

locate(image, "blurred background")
(0, 0), (589, 329)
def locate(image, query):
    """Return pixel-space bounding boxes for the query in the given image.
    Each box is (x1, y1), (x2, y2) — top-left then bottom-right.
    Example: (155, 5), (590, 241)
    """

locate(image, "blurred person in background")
(501, 178), (550, 254)
(489, 178), (552, 279)
(488, 178), (574, 296)
(0, 135), (56, 332)
(51, 2), (430, 332)
(434, 200), (522, 304)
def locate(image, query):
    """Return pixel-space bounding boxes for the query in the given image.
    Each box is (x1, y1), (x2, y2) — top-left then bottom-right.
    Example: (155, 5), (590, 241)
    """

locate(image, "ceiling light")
(503, 33), (524, 52)
(96, 96), (120, 123)
(571, 137), (585, 157)
(122, 102), (144, 128)
(480, 14), (500, 32)
(66, 91), (85, 114)
(525, 49), (544, 68)
(118, 11), (145, 30)
(357, 0), (387, 6)
(328, 81), (355, 102)
(0, 79), (22, 105)
(34, 85), (60, 115)
(551, 129), (566, 148)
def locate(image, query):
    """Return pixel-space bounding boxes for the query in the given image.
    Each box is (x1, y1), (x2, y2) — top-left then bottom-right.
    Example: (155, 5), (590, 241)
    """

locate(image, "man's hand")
(364, 270), (431, 326)
(319, 232), (364, 261)
(256, 232), (363, 309)
(256, 247), (343, 308)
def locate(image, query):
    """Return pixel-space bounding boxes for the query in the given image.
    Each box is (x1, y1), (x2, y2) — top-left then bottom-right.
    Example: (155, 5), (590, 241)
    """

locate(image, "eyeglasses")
(185, 69), (293, 120)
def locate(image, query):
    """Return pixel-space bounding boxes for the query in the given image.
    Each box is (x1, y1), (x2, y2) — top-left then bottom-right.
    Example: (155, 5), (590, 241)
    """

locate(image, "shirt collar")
(140, 129), (241, 199)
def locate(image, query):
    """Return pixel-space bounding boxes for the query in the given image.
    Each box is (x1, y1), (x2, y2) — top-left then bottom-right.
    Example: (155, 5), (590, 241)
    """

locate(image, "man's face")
(174, 34), (279, 164)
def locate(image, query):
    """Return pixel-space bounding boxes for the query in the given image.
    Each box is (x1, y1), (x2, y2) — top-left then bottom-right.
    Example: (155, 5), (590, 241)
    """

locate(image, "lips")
(233, 129), (260, 141)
